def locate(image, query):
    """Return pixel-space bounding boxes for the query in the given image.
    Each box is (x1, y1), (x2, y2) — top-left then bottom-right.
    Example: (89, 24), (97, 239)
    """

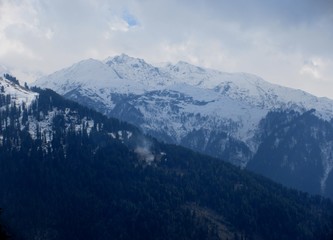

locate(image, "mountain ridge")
(35, 55), (333, 119)
(34, 54), (333, 198)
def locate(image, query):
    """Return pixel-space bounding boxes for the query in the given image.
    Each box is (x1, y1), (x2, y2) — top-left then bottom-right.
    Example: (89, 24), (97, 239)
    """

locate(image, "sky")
(0, 0), (333, 99)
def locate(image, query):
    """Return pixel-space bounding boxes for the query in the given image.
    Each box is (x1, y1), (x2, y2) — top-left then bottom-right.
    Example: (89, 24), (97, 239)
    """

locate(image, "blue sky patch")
(122, 10), (139, 27)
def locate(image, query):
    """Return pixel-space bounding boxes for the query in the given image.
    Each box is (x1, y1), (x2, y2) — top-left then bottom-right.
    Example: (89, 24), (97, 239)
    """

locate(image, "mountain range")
(34, 54), (333, 198)
(1, 73), (333, 239)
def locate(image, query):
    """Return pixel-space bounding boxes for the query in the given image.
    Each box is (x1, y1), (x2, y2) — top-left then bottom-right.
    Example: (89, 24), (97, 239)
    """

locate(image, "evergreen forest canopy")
(0, 88), (332, 239)
(0, 210), (8, 240)
(3, 74), (19, 86)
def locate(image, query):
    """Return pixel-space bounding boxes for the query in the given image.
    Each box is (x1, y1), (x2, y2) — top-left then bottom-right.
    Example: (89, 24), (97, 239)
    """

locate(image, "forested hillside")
(0, 210), (8, 240)
(0, 87), (332, 239)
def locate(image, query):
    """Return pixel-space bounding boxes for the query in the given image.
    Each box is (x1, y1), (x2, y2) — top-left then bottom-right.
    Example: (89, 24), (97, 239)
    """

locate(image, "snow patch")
(0, 77), (38, 106)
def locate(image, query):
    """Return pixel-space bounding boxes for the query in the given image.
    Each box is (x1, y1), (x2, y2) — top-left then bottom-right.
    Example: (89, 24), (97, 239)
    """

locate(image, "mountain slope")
(34, 55), (333, 198)
(1, 81), (333, 239)
(248, 110), (333, 195)
(0, 75), (37, 107)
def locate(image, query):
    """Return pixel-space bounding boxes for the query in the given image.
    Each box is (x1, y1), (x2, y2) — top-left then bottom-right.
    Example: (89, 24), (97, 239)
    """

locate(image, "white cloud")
(106, 13), (138, 33)
(300, 59), (322, 79)
(0, 0), (333, 99)
(0, 1), (35, 56)
(108, 17), (131, 32)
(45, 28), (54, 40)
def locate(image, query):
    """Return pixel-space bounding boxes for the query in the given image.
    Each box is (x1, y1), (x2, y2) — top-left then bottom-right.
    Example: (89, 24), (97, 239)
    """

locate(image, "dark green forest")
(0, 88), (332, 239)
(0, 210), (8, 240)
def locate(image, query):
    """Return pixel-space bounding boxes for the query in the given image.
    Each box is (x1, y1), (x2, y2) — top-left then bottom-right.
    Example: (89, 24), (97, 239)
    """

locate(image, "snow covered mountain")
(34, 54), (333, 198)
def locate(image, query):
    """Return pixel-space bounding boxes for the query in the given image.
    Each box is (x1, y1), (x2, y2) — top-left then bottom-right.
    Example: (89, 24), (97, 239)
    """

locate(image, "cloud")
(44, 28), (54, 40)
(122, 10), (139, 27)
(107, 17), (132, 33)
(300, 59), (322, 79)
(0, 1), (39, 58)
(106, 10), (139, 33)
(0, 0), (333, 98)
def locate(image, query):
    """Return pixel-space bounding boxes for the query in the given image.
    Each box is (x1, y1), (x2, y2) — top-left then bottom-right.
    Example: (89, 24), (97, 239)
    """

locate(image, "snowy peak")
(170, 61), (207, 74)
(34, 54), (333, 120)
(104, 53), (147, 67)
(35, 54), (177, 96)
(65, 58), (121, 87)
(104, 54), (171, 86)
(34, 58), (123, 95)
(104, 54), (156, 76)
